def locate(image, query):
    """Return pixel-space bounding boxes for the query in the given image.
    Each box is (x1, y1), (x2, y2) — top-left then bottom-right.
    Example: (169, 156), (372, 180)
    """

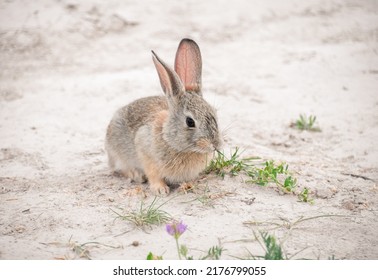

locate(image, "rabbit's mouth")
(195, 138), (218, 153)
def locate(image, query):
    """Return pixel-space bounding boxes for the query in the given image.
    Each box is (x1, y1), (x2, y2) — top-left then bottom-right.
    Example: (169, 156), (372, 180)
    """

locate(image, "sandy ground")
(1, 0), (378, 260)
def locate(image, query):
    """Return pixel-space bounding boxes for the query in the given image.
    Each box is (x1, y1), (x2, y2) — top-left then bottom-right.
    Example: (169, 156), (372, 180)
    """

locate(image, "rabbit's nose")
(212, 136), (223, 151)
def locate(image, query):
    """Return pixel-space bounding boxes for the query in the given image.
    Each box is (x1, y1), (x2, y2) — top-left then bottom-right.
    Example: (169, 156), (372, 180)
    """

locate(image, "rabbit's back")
(115, 96), (167, 134)
(105, 96), (168, 175)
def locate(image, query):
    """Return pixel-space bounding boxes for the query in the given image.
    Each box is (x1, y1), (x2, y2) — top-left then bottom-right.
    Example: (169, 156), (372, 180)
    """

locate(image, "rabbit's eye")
(186, 117), (195, 128)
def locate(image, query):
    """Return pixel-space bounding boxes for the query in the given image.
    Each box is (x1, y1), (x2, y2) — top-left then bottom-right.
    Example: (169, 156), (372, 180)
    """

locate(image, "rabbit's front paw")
(150, 182), (170, 196)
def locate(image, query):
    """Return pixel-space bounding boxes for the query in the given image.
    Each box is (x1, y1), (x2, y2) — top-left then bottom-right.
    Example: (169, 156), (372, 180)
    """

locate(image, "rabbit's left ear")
(174, 38), (202, 95)
(152, 50), (185, 99)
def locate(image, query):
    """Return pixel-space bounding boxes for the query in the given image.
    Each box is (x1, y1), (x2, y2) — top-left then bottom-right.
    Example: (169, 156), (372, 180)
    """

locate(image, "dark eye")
(186, 117), (195, 128)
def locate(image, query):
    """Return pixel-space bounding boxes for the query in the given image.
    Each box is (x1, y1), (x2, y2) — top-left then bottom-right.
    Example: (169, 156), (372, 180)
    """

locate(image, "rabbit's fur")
(105, 39), (222, 194)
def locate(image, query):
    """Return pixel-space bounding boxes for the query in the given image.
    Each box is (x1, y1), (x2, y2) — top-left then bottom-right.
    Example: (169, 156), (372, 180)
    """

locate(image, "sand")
(1, 0), (377, 259)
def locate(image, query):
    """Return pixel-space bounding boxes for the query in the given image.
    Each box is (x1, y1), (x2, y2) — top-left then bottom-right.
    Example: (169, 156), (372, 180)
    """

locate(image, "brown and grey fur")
(105, 39), (222, 194)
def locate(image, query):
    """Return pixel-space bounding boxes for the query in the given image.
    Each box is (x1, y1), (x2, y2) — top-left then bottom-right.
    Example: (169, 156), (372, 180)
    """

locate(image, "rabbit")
(105, 38), (222, 194)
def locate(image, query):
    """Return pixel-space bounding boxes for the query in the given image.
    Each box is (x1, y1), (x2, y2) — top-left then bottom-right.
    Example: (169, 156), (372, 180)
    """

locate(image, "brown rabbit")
(105, 39), (222, 194)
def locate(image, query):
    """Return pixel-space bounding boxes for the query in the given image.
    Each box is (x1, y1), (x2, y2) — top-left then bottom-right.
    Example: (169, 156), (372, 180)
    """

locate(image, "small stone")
(342, 201), (355, 211)
(131, 241), (140, 247)
(15, 226), (26, 233)
(241, 197), (255, 205)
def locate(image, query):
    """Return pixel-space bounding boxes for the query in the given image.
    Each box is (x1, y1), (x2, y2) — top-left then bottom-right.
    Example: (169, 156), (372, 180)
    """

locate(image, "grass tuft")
(246, 232), (285, 260)
(201, 245), (224, 260)
(298, 187), (314, 204)
(205, 147), (258, 178)
(292, 114), (321, 132)
(111, 197), (171, 228)
(260, 232), (284, 260)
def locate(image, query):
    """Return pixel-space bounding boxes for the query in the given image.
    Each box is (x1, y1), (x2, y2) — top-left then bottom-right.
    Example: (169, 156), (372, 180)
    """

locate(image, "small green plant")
(246, 232), (285, 260)
(298, 187), (314, 204)
(146, 252), (163, 260)
(111, 197), (171, 228)
(201, 245), (223, 260)
(179, 244), (193, 260)
(292, 114), (321, 132)
(247, 160), (297, 192)
(261, 232), (284, 260)
(206, 148), (299, 193)
(243, 215), (347, 260)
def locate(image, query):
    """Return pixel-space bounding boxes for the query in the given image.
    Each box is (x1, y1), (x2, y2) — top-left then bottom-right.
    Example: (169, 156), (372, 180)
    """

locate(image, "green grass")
(146, 252), (163, 260)
(260, 232), (284, 260)
(111, 197), (171, 228)
(292, 114), (321, 132)
(206, 148), (298, 194)
(246, 160), (297, 193)
(298, 187), (314, 204)
(205, 147), (257, 178)
(246, 232), (285, 260)
(201, 245), (224, 260)
(243, 214), (348, 260)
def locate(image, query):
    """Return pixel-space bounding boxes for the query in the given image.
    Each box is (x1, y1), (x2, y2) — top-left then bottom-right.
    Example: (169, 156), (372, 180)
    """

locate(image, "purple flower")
(166, 220), (187, 239)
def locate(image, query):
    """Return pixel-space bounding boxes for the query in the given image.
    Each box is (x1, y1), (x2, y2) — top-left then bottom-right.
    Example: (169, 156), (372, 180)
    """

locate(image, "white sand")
(1, 0), (377, 259)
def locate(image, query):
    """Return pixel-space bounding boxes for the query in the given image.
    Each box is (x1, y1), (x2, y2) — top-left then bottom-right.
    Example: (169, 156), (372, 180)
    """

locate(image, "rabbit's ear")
(152, 51), (185, 98)
(174, 38), (202, 94)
